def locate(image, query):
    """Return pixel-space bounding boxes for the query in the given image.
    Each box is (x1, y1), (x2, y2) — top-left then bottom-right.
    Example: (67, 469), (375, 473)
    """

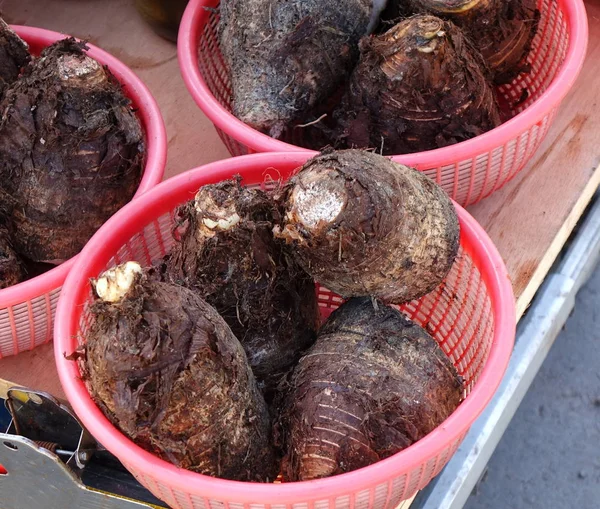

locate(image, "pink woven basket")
(178, 0), (588, 207)
(55, 153), (515, 509)
(0, 26), (167, 359)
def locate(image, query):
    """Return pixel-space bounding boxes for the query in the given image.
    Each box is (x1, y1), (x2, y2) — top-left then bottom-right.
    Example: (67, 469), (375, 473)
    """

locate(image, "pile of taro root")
(84, 149), (466, 482)
(219, 0), (539, 154)
(0, 20), (144, 289)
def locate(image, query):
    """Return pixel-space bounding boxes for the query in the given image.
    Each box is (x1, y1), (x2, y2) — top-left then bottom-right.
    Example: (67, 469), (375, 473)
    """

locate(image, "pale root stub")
(289, 172), (347, 230)
(194, 189), (241, 237)
(57, 54), (107, 88)
(94, 261), (142, 303)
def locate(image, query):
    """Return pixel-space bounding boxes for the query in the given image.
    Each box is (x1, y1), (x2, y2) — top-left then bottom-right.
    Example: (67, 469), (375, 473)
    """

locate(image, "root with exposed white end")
(93, 261), (142, 303)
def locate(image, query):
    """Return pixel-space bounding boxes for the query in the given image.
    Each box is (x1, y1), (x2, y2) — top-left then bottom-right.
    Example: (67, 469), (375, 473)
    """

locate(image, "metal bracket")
(1, 387), (165, 508)
(0, 434), (156, 509)
(5, 387), (97, 473)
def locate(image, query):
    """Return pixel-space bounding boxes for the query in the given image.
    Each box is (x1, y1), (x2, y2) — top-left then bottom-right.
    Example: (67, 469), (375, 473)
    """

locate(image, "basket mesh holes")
(372, 483), (390, 509)
(389, 477), (408, 508)
(197, 0), (569, 207)
(354, 489), (372, 509)
(156, 483), (181, 509)
(331, 497), (349, 509)
(173, 490), (199, 509)
(0, 290), (60, 358)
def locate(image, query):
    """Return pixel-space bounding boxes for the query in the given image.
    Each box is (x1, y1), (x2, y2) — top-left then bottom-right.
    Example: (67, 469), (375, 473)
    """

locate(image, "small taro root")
(336, 15), (501, 155)
(0, 227), (22, 288)
(0, 38), (144, 264)
(0, 19), (30, 98)
(166, 179), (320, 394)
(275, 150), (460, 304)
(280, 297), (463, 481)
(400, 0), (539, 84)
(85, 262), (277, 482)
(219, 0), (388, 138)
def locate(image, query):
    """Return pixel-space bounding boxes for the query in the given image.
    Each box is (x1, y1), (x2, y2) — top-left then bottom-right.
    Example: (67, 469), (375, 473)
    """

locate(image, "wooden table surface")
(0, 0), (599, 410)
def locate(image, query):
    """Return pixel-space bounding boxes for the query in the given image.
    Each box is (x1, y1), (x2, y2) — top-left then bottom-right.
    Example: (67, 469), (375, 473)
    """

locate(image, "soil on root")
(85, 270), (278, 482)
(384, 0), (540, 85)
(276, 150), (460, 304)
(335, 15), (501, 155)
(166, 178), (320, 397)
(0, 226), (22, 288)
(0, 38), (144, 264)
(219, 0), (374, 138)
(0, 19), (30, 98)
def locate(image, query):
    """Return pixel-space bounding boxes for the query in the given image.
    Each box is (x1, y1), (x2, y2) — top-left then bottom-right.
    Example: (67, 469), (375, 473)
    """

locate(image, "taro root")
(399, 0), (539, 84)
(85, 262), (278, 482)
(0, 226), (22, 288)
(0, 19), (30, 98)
(0, 38), (144, 264)
(275, 150), (459, 304)
(280, 297), (463, 481)
(166, 179), (320, 394)
(336, 15), (501, 155)
(219, 0), (389, 138)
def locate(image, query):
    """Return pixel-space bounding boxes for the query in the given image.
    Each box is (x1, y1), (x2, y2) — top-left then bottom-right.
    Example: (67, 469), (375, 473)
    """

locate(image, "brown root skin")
(85, 266), (278, 482)
(389, 0), (539, 84)
(0, 38), (144, 264)
(165, 179), (320, 396)
(280, 297), (463, 481)
(219, 0), (376, 137)
(0, 226), (22, 288)
(335, 15), (501, 155)
(275, 150), (460, 304)
(0, 19), (30, 98)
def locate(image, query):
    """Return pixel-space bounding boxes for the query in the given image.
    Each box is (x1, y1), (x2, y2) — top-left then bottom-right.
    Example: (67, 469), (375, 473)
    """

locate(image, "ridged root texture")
(85, 266), (278, 482)
(402, 0), (539, 84)
(281, 298), (463, 481)
(336, 15), (501, 155)
(0, 38), (144, 263)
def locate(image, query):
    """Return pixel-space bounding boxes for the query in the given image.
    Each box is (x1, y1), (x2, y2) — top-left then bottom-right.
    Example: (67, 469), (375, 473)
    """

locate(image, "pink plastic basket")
(55, 152), (516, 509)
(178, 0), (588, 207)
(0, 26), (167, 359)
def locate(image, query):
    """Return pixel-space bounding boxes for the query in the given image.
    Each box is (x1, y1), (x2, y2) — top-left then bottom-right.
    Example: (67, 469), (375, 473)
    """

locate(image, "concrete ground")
(464, 262), (600, 509)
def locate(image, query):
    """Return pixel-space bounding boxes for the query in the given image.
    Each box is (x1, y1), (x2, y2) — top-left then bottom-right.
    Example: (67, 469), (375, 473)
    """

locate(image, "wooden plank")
(0, 3), (597, 501)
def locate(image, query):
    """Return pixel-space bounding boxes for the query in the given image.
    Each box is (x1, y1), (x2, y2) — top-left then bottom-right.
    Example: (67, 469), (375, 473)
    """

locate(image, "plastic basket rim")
(177, 0), (589, 169)
(0, 25), (167, 309)
(55, 152), (516, 504)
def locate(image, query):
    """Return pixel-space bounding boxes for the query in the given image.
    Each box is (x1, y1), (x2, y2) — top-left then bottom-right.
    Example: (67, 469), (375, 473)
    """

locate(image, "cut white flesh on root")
(288, 175), (346, 230)
(94, 261), (142, 303)
(194, 190), (241, 236)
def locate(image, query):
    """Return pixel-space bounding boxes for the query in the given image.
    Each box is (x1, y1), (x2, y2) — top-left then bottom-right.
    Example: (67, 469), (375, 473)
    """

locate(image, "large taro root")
(166, 179), (320, 394)
(280, 297), (463, 481)
(336, 15), (501, 155)
(0, 19), (30, 98)
(219, 0), (388, 138)
(275, 150), (460, 304)
(85, 262), (278, 482)
(0, 226), (22, 289)
(0, 39), (144, 264)
(397, 0), (539, 84)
